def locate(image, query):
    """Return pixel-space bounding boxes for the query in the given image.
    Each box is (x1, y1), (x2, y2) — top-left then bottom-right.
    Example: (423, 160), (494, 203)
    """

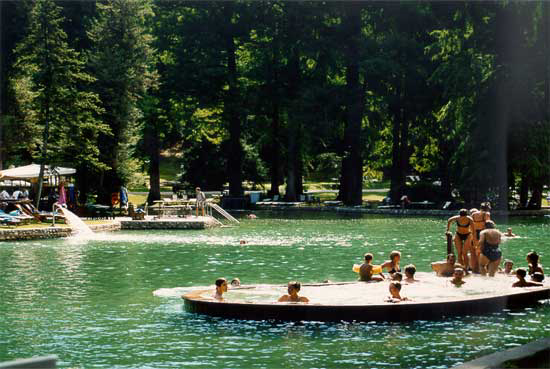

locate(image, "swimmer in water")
(404, 264), (419, 283)
(359, 253), (385, 282)
(391, 272), (403, 282)
(239, 240), (247, 245)
(385, 282), (409, 303)
(450, 268), (466, 287)
(230, 278), (241, 287)
(246, 214), (257, 219)
(504, 227), (516, 238)
(499, 259), (514, 275)
(278, 281), (309, 303)
(512, 268), (543, 288)
(431, 253), (458, 277)
(214, 278), (228, 300)
(381, 250), (401, 276)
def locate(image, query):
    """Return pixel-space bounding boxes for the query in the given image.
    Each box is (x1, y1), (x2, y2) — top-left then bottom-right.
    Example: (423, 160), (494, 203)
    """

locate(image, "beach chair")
(0, 211), (21, 226)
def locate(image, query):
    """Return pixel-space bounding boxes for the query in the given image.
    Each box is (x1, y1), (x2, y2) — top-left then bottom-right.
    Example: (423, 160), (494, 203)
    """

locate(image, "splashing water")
(57, 207), (94, 236)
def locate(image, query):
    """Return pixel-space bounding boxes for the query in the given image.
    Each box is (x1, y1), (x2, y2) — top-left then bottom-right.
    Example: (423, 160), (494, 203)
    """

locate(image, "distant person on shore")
(381, 250), (401, 276)
(479, 221), (502, 276)
(446, 209), (475, 271)
(526, 251), (544, 276)
(512, 268), (542, 288)
(359, 253), (385, 282)
(278, 281), (309, 303)
(450, 268), (466, 287)
(214, 278), (228, 300)
(471, 203), (491, 272)
(499, 260), (514, 275)
(431, 253), (458, 277)
(404, 264), (419, 283)
(385, 282), (409, 303)
(195, 187), (206, 217)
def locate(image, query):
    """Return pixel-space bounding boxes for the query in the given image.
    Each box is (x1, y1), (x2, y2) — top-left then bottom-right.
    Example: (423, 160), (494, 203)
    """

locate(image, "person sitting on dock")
(359, 253), (384, 282)
(450, 268), (466, 287)
(195, 187), (206, 217)
(526, 251), (544, 276)
(531, 272), (544, 283)
(431, 253), (458, 277)
(214, 278), (228, 300)
(512, 268), (542, 288)
(404, 264), (419, 283)
(499, 260), (514, 275)
(385, 282), (409, 303)
(479, 221), (502, 276)
(278, 281), (309, 303)
(381, 250), (401, 276)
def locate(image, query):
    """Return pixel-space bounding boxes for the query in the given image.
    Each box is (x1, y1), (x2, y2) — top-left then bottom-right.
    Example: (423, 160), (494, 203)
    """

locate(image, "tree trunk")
(389, 81), (405, 203)
(269, 101), (280, 197)
(147, 127), (161, 205)
(225, 11), (243, 197)
(339, 5), (364, 206)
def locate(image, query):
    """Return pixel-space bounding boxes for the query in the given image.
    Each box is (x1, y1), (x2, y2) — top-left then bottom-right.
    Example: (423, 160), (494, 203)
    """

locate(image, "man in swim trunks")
(478, 220), (502, 276)
(359, 253), (385, 282)
(278, 281), (309, 303)
(214, 278), (228, 300)
(431, 253), (458, 277)
(471, 203), (491, 272)
(446, 209), (475, 270)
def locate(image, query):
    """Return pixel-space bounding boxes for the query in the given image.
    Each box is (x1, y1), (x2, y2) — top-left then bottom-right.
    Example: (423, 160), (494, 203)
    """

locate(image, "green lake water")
(0, 212), (548, 368)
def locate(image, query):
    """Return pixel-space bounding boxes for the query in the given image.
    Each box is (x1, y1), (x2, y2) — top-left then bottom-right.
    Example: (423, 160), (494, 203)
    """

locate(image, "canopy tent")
(0, 164), (76, 180)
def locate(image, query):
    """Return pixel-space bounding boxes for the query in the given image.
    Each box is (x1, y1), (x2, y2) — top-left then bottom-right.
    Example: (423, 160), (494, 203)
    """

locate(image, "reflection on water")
(0, 213), (548, 368)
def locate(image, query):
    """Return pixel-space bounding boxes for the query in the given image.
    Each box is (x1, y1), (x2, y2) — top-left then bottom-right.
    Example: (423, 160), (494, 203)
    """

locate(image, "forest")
(0, 0), (548, 209)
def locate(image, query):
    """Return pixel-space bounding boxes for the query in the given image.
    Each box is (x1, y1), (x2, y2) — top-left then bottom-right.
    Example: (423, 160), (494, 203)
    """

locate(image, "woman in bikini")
(381, 250), (401, 276)
(446, 209), (475, 270)
(471, 203), (491, 272)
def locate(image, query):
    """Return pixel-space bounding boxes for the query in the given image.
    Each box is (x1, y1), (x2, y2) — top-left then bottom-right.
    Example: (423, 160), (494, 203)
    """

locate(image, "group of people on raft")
(211, 202), (545, 303)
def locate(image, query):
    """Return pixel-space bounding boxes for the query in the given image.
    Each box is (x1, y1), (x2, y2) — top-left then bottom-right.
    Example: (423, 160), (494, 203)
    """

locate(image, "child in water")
(391, 272), (403, 282)
(358, 253), (385, 282)
(512, 268), (543, 288)
(230, 278), (241, 287)
(385, 282), (410, 303)
(499, 260), (514, 275)
(278, 281), (309, 303)
(404, 264), (419, 283)
(450, 268), (466, 287)
(526, 251), (544, 276)
(214, 278), (228, 300)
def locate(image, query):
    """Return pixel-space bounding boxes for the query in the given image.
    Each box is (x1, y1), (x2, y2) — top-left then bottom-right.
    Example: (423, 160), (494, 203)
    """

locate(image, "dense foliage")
(1, 0), (548, 209)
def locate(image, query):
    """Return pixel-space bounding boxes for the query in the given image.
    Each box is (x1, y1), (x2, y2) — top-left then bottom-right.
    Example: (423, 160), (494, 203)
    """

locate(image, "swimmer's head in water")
(459, 209), (468, 217)
(231, 278), (241, 286)
(485, 220), (495, 229)
(364, 253), (373, 262)
(532, 272), (544, 282)
(453, 268), (465, 278)
(392, 272), (403, 281)
(504, 259), (514, 267)
(390, 250), (401, 262)
(527, 251), (539, 264)
(215, 278), (227, 287)
(287, 281), (301, 294)
(405, 264), (416, 277)
(389, 282), (402, 295)
(516, 268), (527, 279)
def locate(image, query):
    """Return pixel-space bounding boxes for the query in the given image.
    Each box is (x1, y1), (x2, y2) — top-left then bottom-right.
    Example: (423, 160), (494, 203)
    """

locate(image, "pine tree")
(11, 0), (106, 207)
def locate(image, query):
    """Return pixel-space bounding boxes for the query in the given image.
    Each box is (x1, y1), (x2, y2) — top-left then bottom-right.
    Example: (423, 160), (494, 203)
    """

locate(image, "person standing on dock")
(195, 187), (206, 217)
(471, 203), (491, 272)
(478, 220), (502, 276)
(446, 209), (475, 271)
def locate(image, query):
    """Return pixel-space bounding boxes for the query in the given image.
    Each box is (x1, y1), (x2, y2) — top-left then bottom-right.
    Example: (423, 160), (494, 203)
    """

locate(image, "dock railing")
(206, 202), (239, 224)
